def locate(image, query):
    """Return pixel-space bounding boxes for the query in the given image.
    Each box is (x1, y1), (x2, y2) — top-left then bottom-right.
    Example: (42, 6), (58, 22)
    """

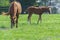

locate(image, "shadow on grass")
(0, 26), (9, 30)
(19, 22), (40, 25)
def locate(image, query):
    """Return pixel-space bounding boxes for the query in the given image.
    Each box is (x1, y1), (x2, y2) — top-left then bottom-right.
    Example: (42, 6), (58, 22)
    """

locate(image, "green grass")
(0, 14), (60, 40)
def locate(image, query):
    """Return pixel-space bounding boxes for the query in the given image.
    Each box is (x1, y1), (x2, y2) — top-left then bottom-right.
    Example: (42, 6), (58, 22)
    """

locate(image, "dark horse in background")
(27, 6), (51, 24)
(8, 1), (22, 28)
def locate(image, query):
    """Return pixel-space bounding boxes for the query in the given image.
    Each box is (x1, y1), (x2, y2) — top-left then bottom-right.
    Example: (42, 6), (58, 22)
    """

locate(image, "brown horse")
(27, 6), (51, 24)
(8, 1), (22, 28)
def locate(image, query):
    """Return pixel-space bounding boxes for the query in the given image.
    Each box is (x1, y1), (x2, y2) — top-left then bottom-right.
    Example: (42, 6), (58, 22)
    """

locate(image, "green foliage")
(24, 0), (36, 4)
(22, 0), (36, 6)
(0, 0), (10, 6)
(40, 0), (49, 6)
(0, 14), (60, 40)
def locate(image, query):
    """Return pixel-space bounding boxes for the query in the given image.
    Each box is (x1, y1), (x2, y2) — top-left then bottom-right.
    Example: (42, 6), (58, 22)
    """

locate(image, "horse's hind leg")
(28, 13), (32, 24)
(37, 14), (42, 24)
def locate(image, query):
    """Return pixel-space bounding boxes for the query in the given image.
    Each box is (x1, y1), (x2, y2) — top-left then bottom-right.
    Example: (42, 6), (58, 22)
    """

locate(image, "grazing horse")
(27, 6), (51, 24)
(8, 1), (22, 28)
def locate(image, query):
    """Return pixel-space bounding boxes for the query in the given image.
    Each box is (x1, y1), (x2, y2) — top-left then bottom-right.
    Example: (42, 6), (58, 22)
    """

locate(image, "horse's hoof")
(11, 27), (13, 29)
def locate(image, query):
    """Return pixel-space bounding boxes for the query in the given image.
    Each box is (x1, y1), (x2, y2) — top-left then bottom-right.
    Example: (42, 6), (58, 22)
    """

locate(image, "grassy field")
(0, 14), (60, 40)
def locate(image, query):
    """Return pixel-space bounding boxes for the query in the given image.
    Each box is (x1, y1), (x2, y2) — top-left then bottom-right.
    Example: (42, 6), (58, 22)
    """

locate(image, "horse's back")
(39, 6), (51, 13)
(9, 1), (22, 14)
(16, 2), (22, 13)
(27, 6), (40, 12)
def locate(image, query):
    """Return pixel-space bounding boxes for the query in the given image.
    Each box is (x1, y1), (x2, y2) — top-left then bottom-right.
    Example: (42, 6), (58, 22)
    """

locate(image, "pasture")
(0, 14), (60, 40)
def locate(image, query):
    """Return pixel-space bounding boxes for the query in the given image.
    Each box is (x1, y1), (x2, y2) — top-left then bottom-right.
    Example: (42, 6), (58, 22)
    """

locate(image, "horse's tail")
(2, 12), (9, 15)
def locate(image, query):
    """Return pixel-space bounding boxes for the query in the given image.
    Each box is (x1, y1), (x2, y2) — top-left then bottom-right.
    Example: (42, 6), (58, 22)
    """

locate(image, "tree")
(0, 0), (9, 6)
(18, 0), (36, 13)
(41, 0), (49, 6)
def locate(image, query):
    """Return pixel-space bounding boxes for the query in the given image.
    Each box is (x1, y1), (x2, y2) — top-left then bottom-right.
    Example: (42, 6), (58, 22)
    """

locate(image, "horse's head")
(49, 7), (52, 14)
(40, 7), (51, 14)
(11, 16), (17, 24)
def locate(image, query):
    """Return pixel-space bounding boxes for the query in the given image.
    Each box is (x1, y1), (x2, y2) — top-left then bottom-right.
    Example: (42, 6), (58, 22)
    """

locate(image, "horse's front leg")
(16, 18), (18, 28)
(11, 20), (14, 28)
(16, 15), (19, 28)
